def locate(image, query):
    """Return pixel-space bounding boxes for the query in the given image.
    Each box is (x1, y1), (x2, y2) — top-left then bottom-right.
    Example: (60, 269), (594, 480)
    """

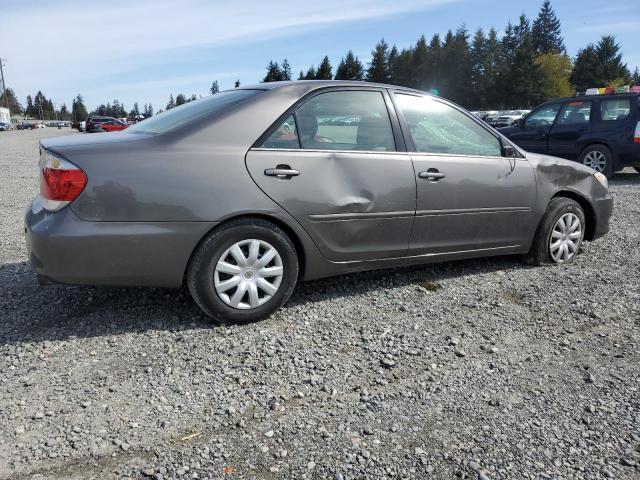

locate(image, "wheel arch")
(551, 190), (596, 241)
(183, 213), (309, 286)
(579, 141), (618, 170)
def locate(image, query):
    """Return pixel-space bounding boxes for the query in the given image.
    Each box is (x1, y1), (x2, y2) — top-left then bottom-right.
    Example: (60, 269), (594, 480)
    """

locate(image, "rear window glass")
(600, 99), (631, 121)
(128, 90), (261, 134)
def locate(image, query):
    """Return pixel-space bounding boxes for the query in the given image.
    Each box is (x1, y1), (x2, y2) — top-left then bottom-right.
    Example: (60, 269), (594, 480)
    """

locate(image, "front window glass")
(261, 115), (300, 149)
(600, 99), (631, 121)
(395, 94), (501, 157)
(557, 101), (592, 125)
(525, 104), (560, 128)
(128, 89), (260, 134)
(295, 91), (396, 151)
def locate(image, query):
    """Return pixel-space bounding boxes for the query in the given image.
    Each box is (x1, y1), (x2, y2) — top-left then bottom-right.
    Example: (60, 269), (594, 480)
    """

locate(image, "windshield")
(128, 89), (261, 134)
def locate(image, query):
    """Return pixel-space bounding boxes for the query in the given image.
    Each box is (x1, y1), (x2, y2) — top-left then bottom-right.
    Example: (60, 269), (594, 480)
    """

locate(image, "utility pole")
(0, 58), (8, 109)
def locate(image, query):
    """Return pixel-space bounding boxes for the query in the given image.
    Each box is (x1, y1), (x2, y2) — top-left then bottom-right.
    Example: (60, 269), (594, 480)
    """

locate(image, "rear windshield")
(128, 89), (261, 135)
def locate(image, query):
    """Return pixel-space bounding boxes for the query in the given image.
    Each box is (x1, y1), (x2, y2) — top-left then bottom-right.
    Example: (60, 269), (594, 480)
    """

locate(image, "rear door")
(508, 103), (562, 153)
(392, 92), (536, 255)
(547, 100), (593, 159)
(245, 88), (416, 262)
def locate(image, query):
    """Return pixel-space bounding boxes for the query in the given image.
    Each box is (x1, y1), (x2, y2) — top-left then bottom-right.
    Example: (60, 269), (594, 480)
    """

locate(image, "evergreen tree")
(175, 94), (187, 106)
(387, 45), (400, 85)
(263, 61), (285, 82)
(410, 35), (430, 89)
(281, 59), (292, 81)
(234, 79), (241, 88)
(0, 88), (23, 113)
(129, 102), (140, 118)
(335, 50), (364, 80)
(570, 36), (629, 92)
(470, 29), (488, 109)
(596, 35), (629, 84)
(210, 81), (219, 95)
(315, 56), (333, 80)
(632, 67), (640, 85)
(302, 66), (317, 80)
(71, 94), (88, 121)
(509, 22), (545, 107)
(532, 0), (565, 54)
(366, 39), (391, 83)
(166, 94), (175, 110)
(25, 95), (35, 118)
(59, 103), (69, 121)
(392, 48), (413, 88)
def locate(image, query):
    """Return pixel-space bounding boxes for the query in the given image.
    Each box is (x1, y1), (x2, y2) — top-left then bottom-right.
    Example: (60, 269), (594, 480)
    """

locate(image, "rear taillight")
(39, 149), (87, 211)
(635, 122), (640, 143)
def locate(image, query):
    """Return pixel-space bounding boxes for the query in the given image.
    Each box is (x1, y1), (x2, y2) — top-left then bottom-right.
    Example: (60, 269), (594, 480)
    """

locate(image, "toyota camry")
(25, 81), (613, 322)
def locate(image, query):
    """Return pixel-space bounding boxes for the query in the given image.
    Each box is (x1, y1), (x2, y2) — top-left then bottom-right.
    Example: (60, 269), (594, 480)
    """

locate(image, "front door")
(508, 102), (562, 154)
(246, 89), (416, 262)
(547, 100), (593, 160)
(392, 92), (537, 255)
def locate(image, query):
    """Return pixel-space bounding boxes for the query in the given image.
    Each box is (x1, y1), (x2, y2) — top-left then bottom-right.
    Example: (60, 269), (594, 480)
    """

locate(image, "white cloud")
(575, 20), (640, 33)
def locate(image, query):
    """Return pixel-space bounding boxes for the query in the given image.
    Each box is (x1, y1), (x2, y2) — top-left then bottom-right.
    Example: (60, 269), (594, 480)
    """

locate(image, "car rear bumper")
(25, 196), (217, 288)
(590, 194), (613, 241)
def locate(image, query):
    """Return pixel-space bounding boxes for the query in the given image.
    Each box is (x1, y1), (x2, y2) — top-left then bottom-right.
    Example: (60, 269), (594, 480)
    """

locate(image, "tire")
(527, 197), (586, 266)
(187, 217), (298, 323)
(579, 144), (614, 178)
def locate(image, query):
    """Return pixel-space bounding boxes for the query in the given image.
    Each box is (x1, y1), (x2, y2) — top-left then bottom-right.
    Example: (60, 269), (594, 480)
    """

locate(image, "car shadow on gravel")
(0, 255), (533, 345)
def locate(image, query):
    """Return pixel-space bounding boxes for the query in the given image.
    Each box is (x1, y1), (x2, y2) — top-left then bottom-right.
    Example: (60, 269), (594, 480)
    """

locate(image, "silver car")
(26, 81), (613, 322)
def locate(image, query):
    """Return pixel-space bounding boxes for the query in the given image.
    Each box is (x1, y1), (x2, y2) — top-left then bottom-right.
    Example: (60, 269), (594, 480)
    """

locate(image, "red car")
(86, 116), (128, 133)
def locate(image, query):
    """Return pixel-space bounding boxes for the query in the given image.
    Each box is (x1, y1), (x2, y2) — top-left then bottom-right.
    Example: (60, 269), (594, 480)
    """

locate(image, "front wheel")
(527, 197), (585, 266)
(187, 218), (298, 323)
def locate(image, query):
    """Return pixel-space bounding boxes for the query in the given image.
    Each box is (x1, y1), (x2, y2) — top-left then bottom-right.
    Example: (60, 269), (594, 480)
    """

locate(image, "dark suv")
(499, 93), (640, 177)
(85, 116), (128, 133)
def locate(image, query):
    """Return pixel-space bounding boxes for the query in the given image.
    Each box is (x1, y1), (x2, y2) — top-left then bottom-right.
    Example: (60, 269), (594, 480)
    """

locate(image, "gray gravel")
(1, 128), (639, 480)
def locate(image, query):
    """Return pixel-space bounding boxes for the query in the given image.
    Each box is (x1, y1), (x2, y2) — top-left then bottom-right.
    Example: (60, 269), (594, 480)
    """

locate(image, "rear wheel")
(580, 144), (614, 178)
(187, 218), (298, 323)
(527, 197), (585, 266)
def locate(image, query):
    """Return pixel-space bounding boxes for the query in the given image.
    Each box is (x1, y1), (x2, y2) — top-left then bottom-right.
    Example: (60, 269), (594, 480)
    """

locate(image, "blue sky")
(4, 0), (639, 113)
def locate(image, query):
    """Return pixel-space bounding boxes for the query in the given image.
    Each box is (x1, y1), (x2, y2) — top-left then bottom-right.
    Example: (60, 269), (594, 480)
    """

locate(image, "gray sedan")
(26, 81), (613, 322)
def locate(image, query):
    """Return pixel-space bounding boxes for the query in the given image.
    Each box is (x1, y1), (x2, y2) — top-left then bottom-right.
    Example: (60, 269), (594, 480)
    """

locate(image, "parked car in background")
(499, 93), (640, 177)
(0, 122), (9, 131)
(35, 123), (45, 129)
(86, 116), (128, 133)
(495, 110), (531, 127)
(26, 81), (612, 323)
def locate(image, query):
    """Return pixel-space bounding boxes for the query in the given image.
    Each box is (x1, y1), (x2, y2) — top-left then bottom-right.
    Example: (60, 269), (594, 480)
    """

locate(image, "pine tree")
(175, 94), (187, 106)
(129, 102), (140, 118)
(483, 28), (503, 108)
(532, 0), (565, 54)
(210, 81), (219, 95)
(263, 61), (284, 82)
(281, 59), (292, 81)
(234, 80), (241, 88)
(303, 66), (317, 80)
(387, 46), (399, 85)
(335, 51), (364, 80)
(0, 88), (23, 113)
(166, 94), (175, 110)
(596, 35), (629, 84)
(366, 39), (391, 83)
(470, 29), (488, 109)
(147, 104), (154, 117)
(392, 48), (413, 88)
(71, 94), (88, 121)
(509, 23), (545, 107)
(632, 67), (640, 85)
(315, 56), (333, 80)
(410, 35), (429, 89)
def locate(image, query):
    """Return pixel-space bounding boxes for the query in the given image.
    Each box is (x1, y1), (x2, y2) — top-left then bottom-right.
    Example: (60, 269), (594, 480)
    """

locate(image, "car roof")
(237, 80), (427, 96)
(543, 92), (639, 103)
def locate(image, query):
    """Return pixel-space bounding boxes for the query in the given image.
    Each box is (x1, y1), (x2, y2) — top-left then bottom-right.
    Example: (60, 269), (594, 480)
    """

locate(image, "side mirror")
(502, 144), (517, 158)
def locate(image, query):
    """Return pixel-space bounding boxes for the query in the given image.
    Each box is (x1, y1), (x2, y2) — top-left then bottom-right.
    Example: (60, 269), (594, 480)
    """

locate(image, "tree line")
(2, 1), (638, 120)
(259, 1), (638, 109)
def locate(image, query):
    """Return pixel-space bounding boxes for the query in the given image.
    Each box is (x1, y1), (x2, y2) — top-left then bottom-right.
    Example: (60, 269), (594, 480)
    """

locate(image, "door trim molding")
(309, 211), (415, 222)
(415, 206), (531, 217)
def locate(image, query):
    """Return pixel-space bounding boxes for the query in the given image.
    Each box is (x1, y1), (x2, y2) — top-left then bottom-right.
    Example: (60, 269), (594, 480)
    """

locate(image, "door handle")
(418, 170), (446, 181)
(264, 167), (300, 178)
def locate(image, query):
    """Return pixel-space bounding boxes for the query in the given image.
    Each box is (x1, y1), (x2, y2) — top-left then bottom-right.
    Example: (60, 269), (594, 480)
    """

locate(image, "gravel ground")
(1, 129), (639, 480)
